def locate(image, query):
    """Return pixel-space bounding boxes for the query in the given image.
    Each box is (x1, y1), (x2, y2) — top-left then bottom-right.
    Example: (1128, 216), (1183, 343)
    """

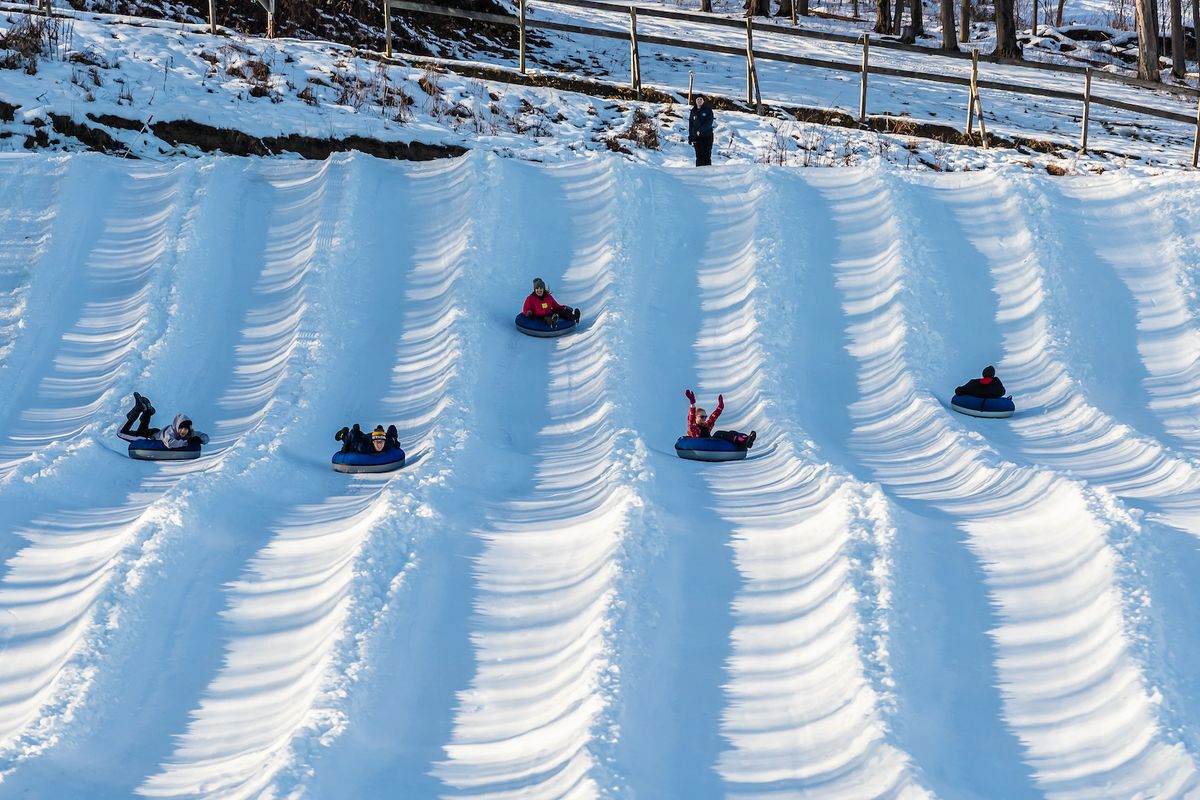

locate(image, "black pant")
(117, 405), (159, 442)
(693, 134), (713, 167)
(713, 430), (749, 449)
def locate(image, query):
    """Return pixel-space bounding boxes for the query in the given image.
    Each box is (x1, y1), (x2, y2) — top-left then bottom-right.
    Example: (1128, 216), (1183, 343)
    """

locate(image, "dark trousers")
(117, 406), (159, 442)
(713, 429), (749, 449)
(693, 134), (713, 167)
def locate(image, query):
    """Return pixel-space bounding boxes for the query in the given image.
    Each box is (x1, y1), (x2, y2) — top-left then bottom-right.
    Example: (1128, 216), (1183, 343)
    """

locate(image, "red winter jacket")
(687, 396), (723, 438)
(523, 291), (569, 319)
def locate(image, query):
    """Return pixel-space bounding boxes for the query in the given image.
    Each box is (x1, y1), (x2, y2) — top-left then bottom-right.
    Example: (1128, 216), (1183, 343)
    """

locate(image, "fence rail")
(386, 0), (1200, 163)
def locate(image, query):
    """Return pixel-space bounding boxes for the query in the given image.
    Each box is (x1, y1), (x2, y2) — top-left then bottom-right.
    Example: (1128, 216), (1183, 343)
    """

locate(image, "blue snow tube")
(674, 436), (748, 462)
(515, 313), (577, 338)
(951, 394), (1016, 419)
(331, 448), (407, 474)
(128, 439), (203, 461)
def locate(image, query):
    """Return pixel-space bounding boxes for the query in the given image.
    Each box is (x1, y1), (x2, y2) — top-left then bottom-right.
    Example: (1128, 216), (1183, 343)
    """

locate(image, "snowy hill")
(1, 151), (1200, 797)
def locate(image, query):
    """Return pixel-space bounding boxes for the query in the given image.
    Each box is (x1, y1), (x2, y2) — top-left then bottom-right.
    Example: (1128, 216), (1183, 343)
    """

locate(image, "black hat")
(982, 365), (996, 378)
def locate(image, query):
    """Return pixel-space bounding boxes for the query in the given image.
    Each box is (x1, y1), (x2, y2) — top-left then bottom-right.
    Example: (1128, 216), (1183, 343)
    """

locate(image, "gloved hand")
(717, 393), (724, 405)
(524, 310), (533, 318)
(187, 435), (203, 446)
(685, 389), (695, 403)
(688, 137), (695, 145)
(335, 426), (349, 442)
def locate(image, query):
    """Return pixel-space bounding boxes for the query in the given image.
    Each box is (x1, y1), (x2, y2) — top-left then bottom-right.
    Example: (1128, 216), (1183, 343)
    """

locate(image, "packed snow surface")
(1, 151), (1200, 798)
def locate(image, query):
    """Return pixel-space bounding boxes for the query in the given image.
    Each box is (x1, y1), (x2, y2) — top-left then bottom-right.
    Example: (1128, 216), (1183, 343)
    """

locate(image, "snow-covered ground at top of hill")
(0, 0), (1197, 172)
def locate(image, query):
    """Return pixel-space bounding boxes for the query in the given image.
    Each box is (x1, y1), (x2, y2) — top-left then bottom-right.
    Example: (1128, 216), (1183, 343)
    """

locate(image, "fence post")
(519, 0), (527, 74)
(687, 70), (694, 105)
(630, 6), (641, 99)
(745, 17), (761, 113)
(383, 0), (392, 57)
(859, 33), (869, 122)
(971, 49), (989, 148)
(266, 0), (275, 38)
(208, 0), (216, 34)
(966, 49), (977, 134)
(1193, 92), (1199, 168)
(1080, 67), (1091, 152)
(791, 0), (797, 25)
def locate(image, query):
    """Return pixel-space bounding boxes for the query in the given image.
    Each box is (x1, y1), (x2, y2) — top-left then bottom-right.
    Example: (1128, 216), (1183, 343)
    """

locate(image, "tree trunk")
(942, 0), (959, 48)
(1193, 0), (1199, 59)
(893, 0), (905, 35)
(1135, 0), (1161, 79)
(744, 0), (770, 15)
(1056, 0), (1065, 24)
(875, 0), (893, 32)
(1170, 0), (1186, 76)
(911, 0), (925, 35)
(798, 0), (811, 16)
(777, 0), (794, 15)
(700, 0), (712, 10)
(960, 0), (970, 40)
(994, 0), (1021, 57)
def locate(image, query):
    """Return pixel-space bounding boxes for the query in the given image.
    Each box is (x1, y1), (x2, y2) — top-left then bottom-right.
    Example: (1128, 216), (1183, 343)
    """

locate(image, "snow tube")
(951, 394), (1016, 419)
(128, 439), (203, 461)
(674, 436), (748, 462)
(331, 448), (407, 474)
(515, 313), (577, 338)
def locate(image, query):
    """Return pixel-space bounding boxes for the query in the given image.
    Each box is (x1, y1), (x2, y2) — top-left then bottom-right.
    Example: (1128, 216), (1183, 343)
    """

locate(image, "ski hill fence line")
(382, 0), (1200, 166)
(6, 0), (1198, 164)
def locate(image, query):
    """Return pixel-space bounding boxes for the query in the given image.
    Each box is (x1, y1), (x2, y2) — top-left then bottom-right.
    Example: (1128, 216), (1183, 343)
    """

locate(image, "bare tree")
(1134, 0), (1161, 79)
(745, 0), (770, 15)
(893, 0), (905, 36)
(942, 0), (959, 48)
(1056, 0), (1066, 25)
(875, 0), (893, 32)
(1169, 0), (1186, 76)
(994, 0), (1021, 57)
(960, 0), (970, 40)
(911, 0), (925, 35)
(777, 0), (794, 16)
(700, 0), (712, 10)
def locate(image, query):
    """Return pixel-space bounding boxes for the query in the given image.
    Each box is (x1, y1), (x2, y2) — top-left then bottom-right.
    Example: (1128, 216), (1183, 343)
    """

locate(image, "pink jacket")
(523, 291), (569, 319)
(687, 396), (723, 438)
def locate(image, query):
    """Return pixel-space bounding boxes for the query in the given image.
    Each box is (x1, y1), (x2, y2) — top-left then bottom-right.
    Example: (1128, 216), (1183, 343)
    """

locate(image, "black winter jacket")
(689, 105), (714, 140)
(955, 376), (1006, 399)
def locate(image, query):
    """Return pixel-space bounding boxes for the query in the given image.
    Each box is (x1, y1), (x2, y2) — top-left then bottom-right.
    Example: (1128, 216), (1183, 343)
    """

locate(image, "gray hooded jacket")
(160, 413), (209, 449)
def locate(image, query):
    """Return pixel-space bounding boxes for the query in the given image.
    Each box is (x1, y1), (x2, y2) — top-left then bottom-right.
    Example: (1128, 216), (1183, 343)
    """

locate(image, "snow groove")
(0, 160), (201, 768)
(273, 154), (483, 796)
(961, 172), (1200, 532)
(1046, 176), (1200, 456)
(435, 158), (637, 799)
(137, 156), (369, 800)
(0, 160), (190, 482)
(679, 168), (924, 799)
(816, 166), (1200, 799)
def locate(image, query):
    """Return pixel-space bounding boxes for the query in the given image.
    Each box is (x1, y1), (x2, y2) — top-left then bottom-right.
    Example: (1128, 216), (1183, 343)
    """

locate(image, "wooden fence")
(384, 0), (1200, 166)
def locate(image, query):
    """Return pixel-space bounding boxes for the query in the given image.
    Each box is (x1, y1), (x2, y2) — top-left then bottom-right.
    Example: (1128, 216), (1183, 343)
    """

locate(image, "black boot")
(572, 308), (581, 324)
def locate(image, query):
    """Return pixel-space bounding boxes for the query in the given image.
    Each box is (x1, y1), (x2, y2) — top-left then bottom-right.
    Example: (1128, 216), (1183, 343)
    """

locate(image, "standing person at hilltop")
(688, 95), (715, 167)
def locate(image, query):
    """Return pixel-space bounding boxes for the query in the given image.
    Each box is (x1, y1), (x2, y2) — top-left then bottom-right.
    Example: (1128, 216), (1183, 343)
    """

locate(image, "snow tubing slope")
(674, 436), (747, 462)
(128, 439), (203, 460)
(515, 313), (577, 337)
(951, 394), (1016, 418)
(331, 449), (406, 474)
